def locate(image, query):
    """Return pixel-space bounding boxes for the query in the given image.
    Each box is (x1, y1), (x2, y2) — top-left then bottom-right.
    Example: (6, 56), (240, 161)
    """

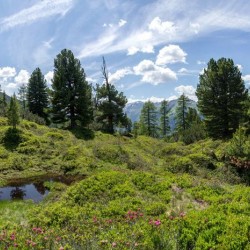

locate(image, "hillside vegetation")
(0, 118), (249, 249)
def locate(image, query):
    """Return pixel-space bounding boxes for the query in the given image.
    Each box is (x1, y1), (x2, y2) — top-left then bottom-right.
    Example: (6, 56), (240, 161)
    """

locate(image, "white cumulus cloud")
(14, 70), (30, 86)
(0, 67), (17, 78)
(242, 75), (250, 85)
(109, 68), (132, 83)
(133, 59), (177, 85)
(45, 71), (54, 87)
(174, 85), (197, 101)
(236, 64), (243, 71)
(149, 17), (175, 34)
(156, 44), (187, 65)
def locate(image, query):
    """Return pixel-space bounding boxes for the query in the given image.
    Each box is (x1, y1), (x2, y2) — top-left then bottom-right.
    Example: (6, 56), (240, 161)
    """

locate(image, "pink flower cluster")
(32, 227), (44, 234)
(126, 209), (144, 221)
(149, 219), (161, 226)
(10, 232), (16, 241)
(26, 239), (37, 247)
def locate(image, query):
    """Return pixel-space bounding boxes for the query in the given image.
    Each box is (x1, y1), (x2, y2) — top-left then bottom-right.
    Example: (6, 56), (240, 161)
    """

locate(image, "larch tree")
(18, 83), (27, 117)
(27, 68), (48, 119)
(95, 57), (127, 134)
(175, 94), (190, 132)
(160, 99), (170, 137)
(8, 94), (20, 129)
(139, 101), (159, 137)
(0, 91), (8, 117)
(51, 49), (93, 129)
(196, 58), (248, 138)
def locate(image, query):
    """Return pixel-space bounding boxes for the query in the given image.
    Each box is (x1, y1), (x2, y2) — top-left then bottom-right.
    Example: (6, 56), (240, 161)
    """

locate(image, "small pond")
(0, 175), (83, 202)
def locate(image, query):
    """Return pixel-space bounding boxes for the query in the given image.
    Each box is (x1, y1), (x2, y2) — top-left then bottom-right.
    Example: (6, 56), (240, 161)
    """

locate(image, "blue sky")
(0, 0), (250, 103)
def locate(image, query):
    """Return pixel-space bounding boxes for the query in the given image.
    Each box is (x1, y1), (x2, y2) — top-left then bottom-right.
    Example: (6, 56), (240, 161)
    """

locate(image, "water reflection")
(0, 184), (49, 202)
(0, 174), (83, 202)
(10, 187), (26, 200)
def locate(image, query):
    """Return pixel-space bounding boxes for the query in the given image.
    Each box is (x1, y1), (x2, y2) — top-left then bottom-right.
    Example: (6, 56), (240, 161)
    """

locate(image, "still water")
(0, 175), (81, 202)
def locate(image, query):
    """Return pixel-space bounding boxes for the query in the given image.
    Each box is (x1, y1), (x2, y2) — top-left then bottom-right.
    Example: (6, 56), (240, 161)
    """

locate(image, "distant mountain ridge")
(124, 99), (197, 130)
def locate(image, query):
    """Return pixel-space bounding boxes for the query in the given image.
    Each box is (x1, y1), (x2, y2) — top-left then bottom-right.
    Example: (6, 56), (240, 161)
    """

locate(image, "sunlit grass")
(0, 200), (35, 227)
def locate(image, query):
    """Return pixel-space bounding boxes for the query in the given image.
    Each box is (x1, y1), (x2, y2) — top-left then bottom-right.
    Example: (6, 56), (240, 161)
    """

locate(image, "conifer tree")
(186, 107), (201, 127)
(160, 99), (170, 137)
(139, 101), (158, 137)
(18, 84), (27, 117)
(8, 94), (20, 129)
(27, 68), (48, 119)
(51, 49), (92, 129)
(0, 91), (8, 117)
(196, 58), (248, 138)
(95, 57), (127, 133)
(175, 94), (190, 132)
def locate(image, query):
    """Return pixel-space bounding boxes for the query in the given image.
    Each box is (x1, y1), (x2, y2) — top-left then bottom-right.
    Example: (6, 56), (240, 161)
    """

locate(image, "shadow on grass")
(70, 127), (95, 140)
(3, 128), (23, 150)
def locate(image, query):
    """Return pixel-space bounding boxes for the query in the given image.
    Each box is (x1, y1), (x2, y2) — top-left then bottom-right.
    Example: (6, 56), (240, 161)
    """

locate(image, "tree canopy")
(160, 100), (170, 137)
(7, 94), (20, 129)
(175, 94), (190, 132)
(95, 57), (127, 134)
(27, 68), (48, 119)
(139, 101), (158, 137)
(196, 58), (248, 138)
(51, 49), (92, 129)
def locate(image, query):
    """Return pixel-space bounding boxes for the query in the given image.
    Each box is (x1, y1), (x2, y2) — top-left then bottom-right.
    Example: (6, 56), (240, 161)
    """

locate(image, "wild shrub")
(167, 157), (196, 174)
(0, 146), (9, 159)
(2, 128), (23, 149)
(45, 132), (64, 140)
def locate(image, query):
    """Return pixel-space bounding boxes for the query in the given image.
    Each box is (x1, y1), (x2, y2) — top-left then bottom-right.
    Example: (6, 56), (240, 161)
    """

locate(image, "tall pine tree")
(160, 99), (170, 137)
(0, 91), (8, 117)
(8, 94), (20, 129)
(139, 101), (158, 137)
(18, 84), (27, 118)
(175, 94), (190, 132)
(196, 58), (248, 138)
(27, 68), (48, 119)
(52, 49), (92, 129)
(95, 57), (127, 134)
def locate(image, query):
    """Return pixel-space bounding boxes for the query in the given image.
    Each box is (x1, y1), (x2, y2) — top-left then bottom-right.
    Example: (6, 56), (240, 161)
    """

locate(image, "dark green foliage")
(51, 49), (93, 129)
(3, 128), (23, 150)
(180, 107), (206, 144)
(241, 93), (250, 134)
(196, 58), (248, 138)
(180, 122), (207, 144)
(186, 107), (201, 127)
(160, 100), (170, 137)
(175, 94), (190, 132)
(0, 91), (8, 117)
(7, 94), (20, 129)
(95, 57), (127, 134)
(27, 68), (48, 119)
(139, 101), (159, 137)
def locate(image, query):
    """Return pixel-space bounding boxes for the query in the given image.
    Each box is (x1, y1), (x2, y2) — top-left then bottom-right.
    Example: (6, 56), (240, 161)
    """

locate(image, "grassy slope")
(0, 118), (249, 249)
